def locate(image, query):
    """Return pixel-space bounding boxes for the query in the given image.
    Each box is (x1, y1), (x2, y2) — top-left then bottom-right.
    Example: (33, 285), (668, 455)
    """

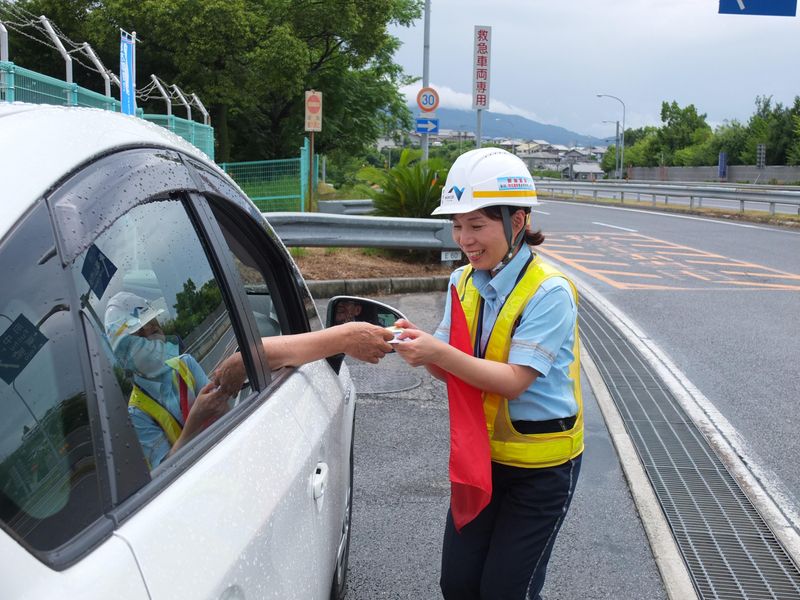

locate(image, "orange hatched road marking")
(682, 270), (710, 281)
(540, 232), (800, 291)
(593, 270), (662, 278)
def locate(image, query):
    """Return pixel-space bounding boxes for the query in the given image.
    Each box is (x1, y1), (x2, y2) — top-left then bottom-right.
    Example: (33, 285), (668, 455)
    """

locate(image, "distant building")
(560, 161), (606, 180)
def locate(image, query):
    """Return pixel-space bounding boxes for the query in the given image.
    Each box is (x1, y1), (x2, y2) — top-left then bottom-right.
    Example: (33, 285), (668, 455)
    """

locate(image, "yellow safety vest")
(128, 357), (196, 445)
(456, 255), (584, 469)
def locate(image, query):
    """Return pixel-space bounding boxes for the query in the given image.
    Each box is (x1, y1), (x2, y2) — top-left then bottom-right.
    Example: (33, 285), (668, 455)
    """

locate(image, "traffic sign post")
(417, 86), (439, 162)
(305, 90), (322, 211)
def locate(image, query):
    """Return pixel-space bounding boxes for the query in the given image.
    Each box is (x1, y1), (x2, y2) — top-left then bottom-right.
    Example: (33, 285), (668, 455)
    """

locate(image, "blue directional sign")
(719, 0), (796, 16)
(415, 117), (440, 135)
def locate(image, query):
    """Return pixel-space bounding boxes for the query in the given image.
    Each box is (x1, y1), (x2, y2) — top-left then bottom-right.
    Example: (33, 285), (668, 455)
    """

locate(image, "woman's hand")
(393, 329), (447, 367)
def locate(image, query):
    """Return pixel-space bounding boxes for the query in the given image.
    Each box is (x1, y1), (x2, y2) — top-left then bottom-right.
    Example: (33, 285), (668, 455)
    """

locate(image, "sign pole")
(476, 109), (482, 149)
(422, 0), (431, 161)
(309, 131), (315, 212)
(304, 90), (322, 212)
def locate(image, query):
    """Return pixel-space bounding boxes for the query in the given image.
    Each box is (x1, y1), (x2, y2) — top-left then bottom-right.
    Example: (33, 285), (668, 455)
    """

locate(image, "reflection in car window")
(70, 199), (251, 470)
(0, 203), (103, 551)
(209, 202), (285, 342)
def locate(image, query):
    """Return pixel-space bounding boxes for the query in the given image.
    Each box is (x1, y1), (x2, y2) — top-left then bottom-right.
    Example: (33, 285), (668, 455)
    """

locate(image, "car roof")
(0, 103), (216, 238)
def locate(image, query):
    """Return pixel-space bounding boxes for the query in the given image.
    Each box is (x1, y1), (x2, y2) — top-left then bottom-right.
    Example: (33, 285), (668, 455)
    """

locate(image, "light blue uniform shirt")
(128, 354), (209, 468)
(434, 246), (578, 421)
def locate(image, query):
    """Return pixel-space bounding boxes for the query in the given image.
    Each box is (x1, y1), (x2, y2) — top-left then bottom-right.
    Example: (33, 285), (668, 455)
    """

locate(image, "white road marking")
(592, 221), (638, 232)
(533, 209), (550, 215)
(554, 200), (800, 236)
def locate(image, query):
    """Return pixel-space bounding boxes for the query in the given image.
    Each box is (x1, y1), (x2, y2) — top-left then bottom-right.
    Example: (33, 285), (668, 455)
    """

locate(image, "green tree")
(2, 0), (421, 161)
(740, 96), (800, 166)
(169, 278), (223, 339)
(788, 115), (800, 166)
(655, 101), (711, 165)
(709, 120), (749, 165)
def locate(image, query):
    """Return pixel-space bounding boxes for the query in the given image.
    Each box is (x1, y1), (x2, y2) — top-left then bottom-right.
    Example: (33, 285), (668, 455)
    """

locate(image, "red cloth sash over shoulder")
(446, 284), (492, 532)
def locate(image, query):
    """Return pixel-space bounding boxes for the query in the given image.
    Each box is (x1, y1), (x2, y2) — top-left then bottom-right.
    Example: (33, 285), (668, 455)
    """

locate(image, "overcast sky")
(390, 0), (800, 138)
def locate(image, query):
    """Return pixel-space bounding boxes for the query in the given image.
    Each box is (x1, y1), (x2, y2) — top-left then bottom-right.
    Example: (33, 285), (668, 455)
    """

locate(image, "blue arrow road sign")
(415, 118), (440, 134)
(719, 0), (796, 16)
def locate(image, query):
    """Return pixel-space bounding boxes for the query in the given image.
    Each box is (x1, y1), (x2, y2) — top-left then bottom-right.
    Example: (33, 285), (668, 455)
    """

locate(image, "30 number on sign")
(417, 87), (439, 113)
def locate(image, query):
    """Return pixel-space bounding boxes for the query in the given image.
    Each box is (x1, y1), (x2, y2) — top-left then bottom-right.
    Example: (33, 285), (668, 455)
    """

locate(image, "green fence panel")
(1, 61), (215, 159)
(222, 158), (304, 212)
(221, 139), (317, 212)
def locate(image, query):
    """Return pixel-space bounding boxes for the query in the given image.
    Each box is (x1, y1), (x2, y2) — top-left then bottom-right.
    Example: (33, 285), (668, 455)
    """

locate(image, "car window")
(0, 203), (104, 552)
(208, 201), (286, 343)
(70, 198), (252, 470)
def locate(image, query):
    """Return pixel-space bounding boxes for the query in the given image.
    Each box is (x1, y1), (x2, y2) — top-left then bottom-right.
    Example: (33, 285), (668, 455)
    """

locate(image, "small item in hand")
(386, 326), (406, 344)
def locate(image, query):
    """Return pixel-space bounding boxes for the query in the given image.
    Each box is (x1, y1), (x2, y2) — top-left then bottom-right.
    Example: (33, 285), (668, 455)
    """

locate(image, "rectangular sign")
(415, 117), (439, 134)
(719, 0), (796, 16)
(119, 31), (136, 115)
(305, 90), (323, 132)
(472, 25), (491, 110)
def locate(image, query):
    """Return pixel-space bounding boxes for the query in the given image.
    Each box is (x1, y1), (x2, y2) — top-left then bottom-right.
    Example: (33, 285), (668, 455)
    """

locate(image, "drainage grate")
(579, 299), (800, 600)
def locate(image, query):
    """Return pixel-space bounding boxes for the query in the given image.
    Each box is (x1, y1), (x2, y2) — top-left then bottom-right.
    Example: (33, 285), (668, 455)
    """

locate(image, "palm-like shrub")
(357, 149), (448, 218)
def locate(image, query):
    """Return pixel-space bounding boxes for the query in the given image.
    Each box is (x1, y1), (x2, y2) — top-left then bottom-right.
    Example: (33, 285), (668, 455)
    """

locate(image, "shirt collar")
(471, 245), (533, 302)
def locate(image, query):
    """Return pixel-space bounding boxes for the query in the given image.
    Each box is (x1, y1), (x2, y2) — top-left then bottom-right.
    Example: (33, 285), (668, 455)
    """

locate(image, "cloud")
(400, 83), (543, 122)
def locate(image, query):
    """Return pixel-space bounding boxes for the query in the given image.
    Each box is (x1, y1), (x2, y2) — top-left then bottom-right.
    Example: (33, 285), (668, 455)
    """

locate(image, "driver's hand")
(341, 322), (394, 363)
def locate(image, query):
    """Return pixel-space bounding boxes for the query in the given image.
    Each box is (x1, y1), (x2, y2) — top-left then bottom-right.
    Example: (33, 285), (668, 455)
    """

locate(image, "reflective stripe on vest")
(128, 358), (196, 445)
(456, 255), (584, 469)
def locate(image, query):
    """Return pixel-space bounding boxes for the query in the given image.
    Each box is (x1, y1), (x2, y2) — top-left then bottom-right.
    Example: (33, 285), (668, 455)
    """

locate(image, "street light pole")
(597, 93), (626, 178)
(495, 117), (516, 155)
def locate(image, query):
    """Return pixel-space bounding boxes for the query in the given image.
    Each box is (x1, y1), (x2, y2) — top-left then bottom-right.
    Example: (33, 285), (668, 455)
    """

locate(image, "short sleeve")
(507, 280), (576, 377)
(433, 270), (464, 343)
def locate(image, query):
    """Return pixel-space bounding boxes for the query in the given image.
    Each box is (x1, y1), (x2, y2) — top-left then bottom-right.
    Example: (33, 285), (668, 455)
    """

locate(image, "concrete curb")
(306, 275), (451, 298)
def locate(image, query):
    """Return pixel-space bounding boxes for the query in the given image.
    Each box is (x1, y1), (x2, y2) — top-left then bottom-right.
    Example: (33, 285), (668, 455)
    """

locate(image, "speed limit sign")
(416, 87), (439, 113)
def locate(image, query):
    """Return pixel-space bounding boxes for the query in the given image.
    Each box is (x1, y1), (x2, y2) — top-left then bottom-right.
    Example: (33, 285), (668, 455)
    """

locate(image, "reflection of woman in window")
(105, 292), (228, 468)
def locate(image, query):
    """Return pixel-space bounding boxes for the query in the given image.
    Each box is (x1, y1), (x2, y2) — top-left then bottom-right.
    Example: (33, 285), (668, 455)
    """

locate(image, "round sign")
(416, 87), (439, 112)
(307, 94), (321, 114)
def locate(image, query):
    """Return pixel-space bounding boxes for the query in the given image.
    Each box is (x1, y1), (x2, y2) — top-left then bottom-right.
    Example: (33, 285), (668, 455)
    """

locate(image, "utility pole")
(421, 0), (431, 161)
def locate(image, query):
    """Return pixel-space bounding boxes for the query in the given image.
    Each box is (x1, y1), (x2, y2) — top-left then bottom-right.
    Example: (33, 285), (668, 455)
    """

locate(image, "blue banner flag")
(120, 31), (136, 115)
(719, 0), (796, 16)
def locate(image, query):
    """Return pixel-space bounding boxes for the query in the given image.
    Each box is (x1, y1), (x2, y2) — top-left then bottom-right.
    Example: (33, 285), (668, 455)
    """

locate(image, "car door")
(0, 201), (149, 599)
(189, 164), (354, 599)
(47, 147), (338, 599)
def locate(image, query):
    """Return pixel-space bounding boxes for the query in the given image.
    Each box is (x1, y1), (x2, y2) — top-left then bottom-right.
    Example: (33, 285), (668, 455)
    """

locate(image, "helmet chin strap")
(493, 207), (527, 273)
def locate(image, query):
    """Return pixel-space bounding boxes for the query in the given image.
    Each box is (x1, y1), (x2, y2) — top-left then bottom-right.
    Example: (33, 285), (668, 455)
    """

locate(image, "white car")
(0, 103), (399, 599)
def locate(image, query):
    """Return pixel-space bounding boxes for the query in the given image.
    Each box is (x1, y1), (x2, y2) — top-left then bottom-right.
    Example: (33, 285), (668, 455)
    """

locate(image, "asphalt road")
(321, 292), (666, 600)
(317, 201), (799, 597)
(532, 198), (800, 521)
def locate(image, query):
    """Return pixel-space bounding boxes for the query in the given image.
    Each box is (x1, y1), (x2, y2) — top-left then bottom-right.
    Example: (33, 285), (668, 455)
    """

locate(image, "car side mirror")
(324, 296), (408, 373)
(325, 296), (407, 328)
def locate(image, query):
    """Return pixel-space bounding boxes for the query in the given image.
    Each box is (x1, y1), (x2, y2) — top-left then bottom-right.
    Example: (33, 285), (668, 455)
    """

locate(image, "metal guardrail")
(535, 180), (800, 215)
(265, 212), (458, 251)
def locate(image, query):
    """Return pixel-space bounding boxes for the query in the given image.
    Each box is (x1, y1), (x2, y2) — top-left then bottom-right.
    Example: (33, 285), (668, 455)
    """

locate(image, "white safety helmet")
(433, 147), (538, 216)
(104, 291), (166, 352)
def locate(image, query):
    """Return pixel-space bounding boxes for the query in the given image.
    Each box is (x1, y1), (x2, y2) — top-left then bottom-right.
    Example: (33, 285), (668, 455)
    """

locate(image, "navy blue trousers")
(440, 455), (582, 600)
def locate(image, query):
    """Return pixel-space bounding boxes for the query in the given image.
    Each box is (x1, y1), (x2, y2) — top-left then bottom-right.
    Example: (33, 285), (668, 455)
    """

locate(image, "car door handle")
(312, 462), (329, 500)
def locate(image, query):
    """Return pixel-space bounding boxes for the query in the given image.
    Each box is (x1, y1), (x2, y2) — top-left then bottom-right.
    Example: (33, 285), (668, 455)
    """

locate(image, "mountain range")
(412, 106), (606, 147)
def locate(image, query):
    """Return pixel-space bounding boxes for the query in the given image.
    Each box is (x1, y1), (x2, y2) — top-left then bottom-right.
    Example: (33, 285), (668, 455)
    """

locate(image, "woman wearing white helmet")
(394, 148), (583, 600)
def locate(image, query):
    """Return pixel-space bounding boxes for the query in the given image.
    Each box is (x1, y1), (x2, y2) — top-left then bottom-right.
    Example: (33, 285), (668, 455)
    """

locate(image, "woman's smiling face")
(452, 209), (512, 271)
